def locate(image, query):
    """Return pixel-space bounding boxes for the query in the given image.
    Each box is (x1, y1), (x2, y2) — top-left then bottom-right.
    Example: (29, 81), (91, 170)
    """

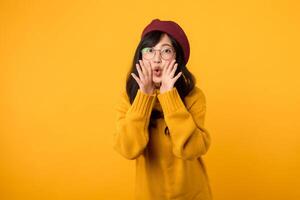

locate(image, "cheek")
(141, 58), (147, 65)
(152, 77), (162, 84)
(160, 59), (172, 71)
(142, 59), (154, 69)
(162, 60), (168, 66)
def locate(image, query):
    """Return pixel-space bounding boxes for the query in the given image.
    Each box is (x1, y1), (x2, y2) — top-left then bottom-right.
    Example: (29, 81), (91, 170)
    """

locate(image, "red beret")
(141, 19), (190, 65)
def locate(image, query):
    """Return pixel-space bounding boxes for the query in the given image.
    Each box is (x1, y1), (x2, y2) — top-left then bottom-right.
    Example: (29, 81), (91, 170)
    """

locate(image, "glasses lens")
(141, 47), (154, 59)
(141, 47), (175, 60)
(161, 47), (174, 60)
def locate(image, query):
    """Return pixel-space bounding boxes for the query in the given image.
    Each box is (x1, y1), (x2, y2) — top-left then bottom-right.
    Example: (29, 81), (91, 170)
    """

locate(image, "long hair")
(125, 31), (196, 134)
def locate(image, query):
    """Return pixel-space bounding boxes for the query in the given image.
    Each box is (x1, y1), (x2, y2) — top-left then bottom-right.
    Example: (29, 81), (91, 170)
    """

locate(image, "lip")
(153, 66), (162, 71)
(153, 68), (162, 76)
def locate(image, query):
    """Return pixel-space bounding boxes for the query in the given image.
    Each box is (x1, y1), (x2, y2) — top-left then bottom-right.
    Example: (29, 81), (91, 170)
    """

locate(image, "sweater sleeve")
(113, 89), (156, 160)
(157, 87), (211, 160)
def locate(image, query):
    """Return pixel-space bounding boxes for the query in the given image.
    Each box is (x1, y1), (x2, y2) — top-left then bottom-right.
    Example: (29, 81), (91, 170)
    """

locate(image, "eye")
(142, 47), (153, 53)
(162, 48), (173, 54)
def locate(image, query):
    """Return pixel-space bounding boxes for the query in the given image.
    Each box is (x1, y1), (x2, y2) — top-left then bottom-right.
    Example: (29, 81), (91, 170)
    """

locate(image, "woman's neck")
(154, 82), (161, 89)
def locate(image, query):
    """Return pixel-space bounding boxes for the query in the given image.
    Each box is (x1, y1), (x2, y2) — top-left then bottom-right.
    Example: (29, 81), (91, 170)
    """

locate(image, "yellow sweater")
(114, 86), (213, 200)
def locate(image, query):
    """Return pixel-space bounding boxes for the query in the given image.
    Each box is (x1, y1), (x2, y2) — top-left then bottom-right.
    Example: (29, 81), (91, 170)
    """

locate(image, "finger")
(165, 59), (175, 75)
(131, 73), (142, 86)
(136, 63), (144, 80)
(162, 60), (170, 75)
(167, 59), (176, 74)
(173, 71), (182, 82)
(139, 60), (148, 78)
(143, 61), (152, 83)
(170, 63), (178, 78)
(144, 60), (152, 79)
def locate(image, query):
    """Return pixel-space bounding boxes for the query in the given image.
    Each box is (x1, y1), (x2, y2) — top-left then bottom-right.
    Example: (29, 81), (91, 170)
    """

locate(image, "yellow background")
(1, 0), (299, 199)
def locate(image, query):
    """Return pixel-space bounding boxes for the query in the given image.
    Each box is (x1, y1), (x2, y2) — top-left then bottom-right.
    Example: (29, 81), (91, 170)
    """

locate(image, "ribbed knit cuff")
(157, 87), (186, 115)
(128, 89), (156, 118)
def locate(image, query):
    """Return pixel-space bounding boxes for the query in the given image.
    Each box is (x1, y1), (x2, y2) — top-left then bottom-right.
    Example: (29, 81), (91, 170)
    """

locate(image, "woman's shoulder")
(115, 89), (131, 112)
(117, 86), (206, 109)
(120, 89), (129, 101)
(184, 85), (207, 109)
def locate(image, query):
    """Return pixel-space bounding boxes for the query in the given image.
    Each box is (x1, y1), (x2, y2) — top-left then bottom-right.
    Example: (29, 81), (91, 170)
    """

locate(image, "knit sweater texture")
(114, 86), (212, 200)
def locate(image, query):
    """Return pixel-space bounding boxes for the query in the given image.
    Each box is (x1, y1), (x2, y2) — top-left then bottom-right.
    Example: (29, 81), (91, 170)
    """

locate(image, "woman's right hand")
(131, 60), (155, 95)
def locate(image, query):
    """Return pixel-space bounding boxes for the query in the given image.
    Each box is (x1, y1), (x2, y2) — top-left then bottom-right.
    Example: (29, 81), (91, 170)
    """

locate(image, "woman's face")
(142, 33), (176, 86)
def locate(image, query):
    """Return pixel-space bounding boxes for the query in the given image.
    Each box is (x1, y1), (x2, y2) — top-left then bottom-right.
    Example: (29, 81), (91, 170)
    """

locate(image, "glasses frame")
(141, 46), (176, 60)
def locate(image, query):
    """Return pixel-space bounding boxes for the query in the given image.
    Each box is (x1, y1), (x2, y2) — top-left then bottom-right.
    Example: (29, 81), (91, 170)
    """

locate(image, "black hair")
(125, 31), (196, 134)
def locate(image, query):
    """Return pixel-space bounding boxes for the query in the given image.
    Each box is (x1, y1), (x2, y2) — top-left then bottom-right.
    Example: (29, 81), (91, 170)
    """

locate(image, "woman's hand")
(131, 60), (155, 95)
(160, 59), (182, 93)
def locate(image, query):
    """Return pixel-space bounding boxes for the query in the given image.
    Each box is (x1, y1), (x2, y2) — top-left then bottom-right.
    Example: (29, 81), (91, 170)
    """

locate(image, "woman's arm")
(157, 87), (211, 160)
(113, 89), (156, 160)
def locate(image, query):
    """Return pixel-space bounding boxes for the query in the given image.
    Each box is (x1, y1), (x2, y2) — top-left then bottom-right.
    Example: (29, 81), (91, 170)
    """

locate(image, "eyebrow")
(161, 43), (172, 47)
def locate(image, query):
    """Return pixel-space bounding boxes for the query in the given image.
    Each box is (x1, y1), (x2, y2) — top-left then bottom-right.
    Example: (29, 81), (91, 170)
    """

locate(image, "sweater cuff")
(157, 87), (186, 115)
(128, 89), (156, 117)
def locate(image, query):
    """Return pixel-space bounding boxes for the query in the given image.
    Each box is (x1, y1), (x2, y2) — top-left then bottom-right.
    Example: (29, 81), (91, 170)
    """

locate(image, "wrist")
(141, 88), (155, 95)
(160, 86), (173, 94)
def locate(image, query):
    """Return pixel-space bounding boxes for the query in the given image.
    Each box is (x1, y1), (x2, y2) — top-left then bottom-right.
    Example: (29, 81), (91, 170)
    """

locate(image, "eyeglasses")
(141, 46), (175, 60)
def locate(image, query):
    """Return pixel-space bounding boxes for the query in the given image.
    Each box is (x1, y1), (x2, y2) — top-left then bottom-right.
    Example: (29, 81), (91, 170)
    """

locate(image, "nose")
(153, 50), (162, 64)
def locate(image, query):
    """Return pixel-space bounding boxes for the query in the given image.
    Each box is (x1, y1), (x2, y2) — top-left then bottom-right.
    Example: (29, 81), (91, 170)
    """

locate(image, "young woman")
(114, 19), (212, 200)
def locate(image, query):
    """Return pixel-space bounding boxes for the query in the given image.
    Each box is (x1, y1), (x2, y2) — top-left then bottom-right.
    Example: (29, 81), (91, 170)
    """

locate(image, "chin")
(153, 78), (162, 84)
(153, 79), (161, 89)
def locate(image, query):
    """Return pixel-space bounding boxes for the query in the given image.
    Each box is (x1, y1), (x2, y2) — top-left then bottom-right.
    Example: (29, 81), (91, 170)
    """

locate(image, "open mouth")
(153, 69), (161, 76)
(153, 67), (162, 76)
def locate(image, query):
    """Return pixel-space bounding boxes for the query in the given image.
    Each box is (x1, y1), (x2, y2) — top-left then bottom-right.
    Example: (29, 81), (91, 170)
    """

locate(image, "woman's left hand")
(160, 59), (182, 93)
